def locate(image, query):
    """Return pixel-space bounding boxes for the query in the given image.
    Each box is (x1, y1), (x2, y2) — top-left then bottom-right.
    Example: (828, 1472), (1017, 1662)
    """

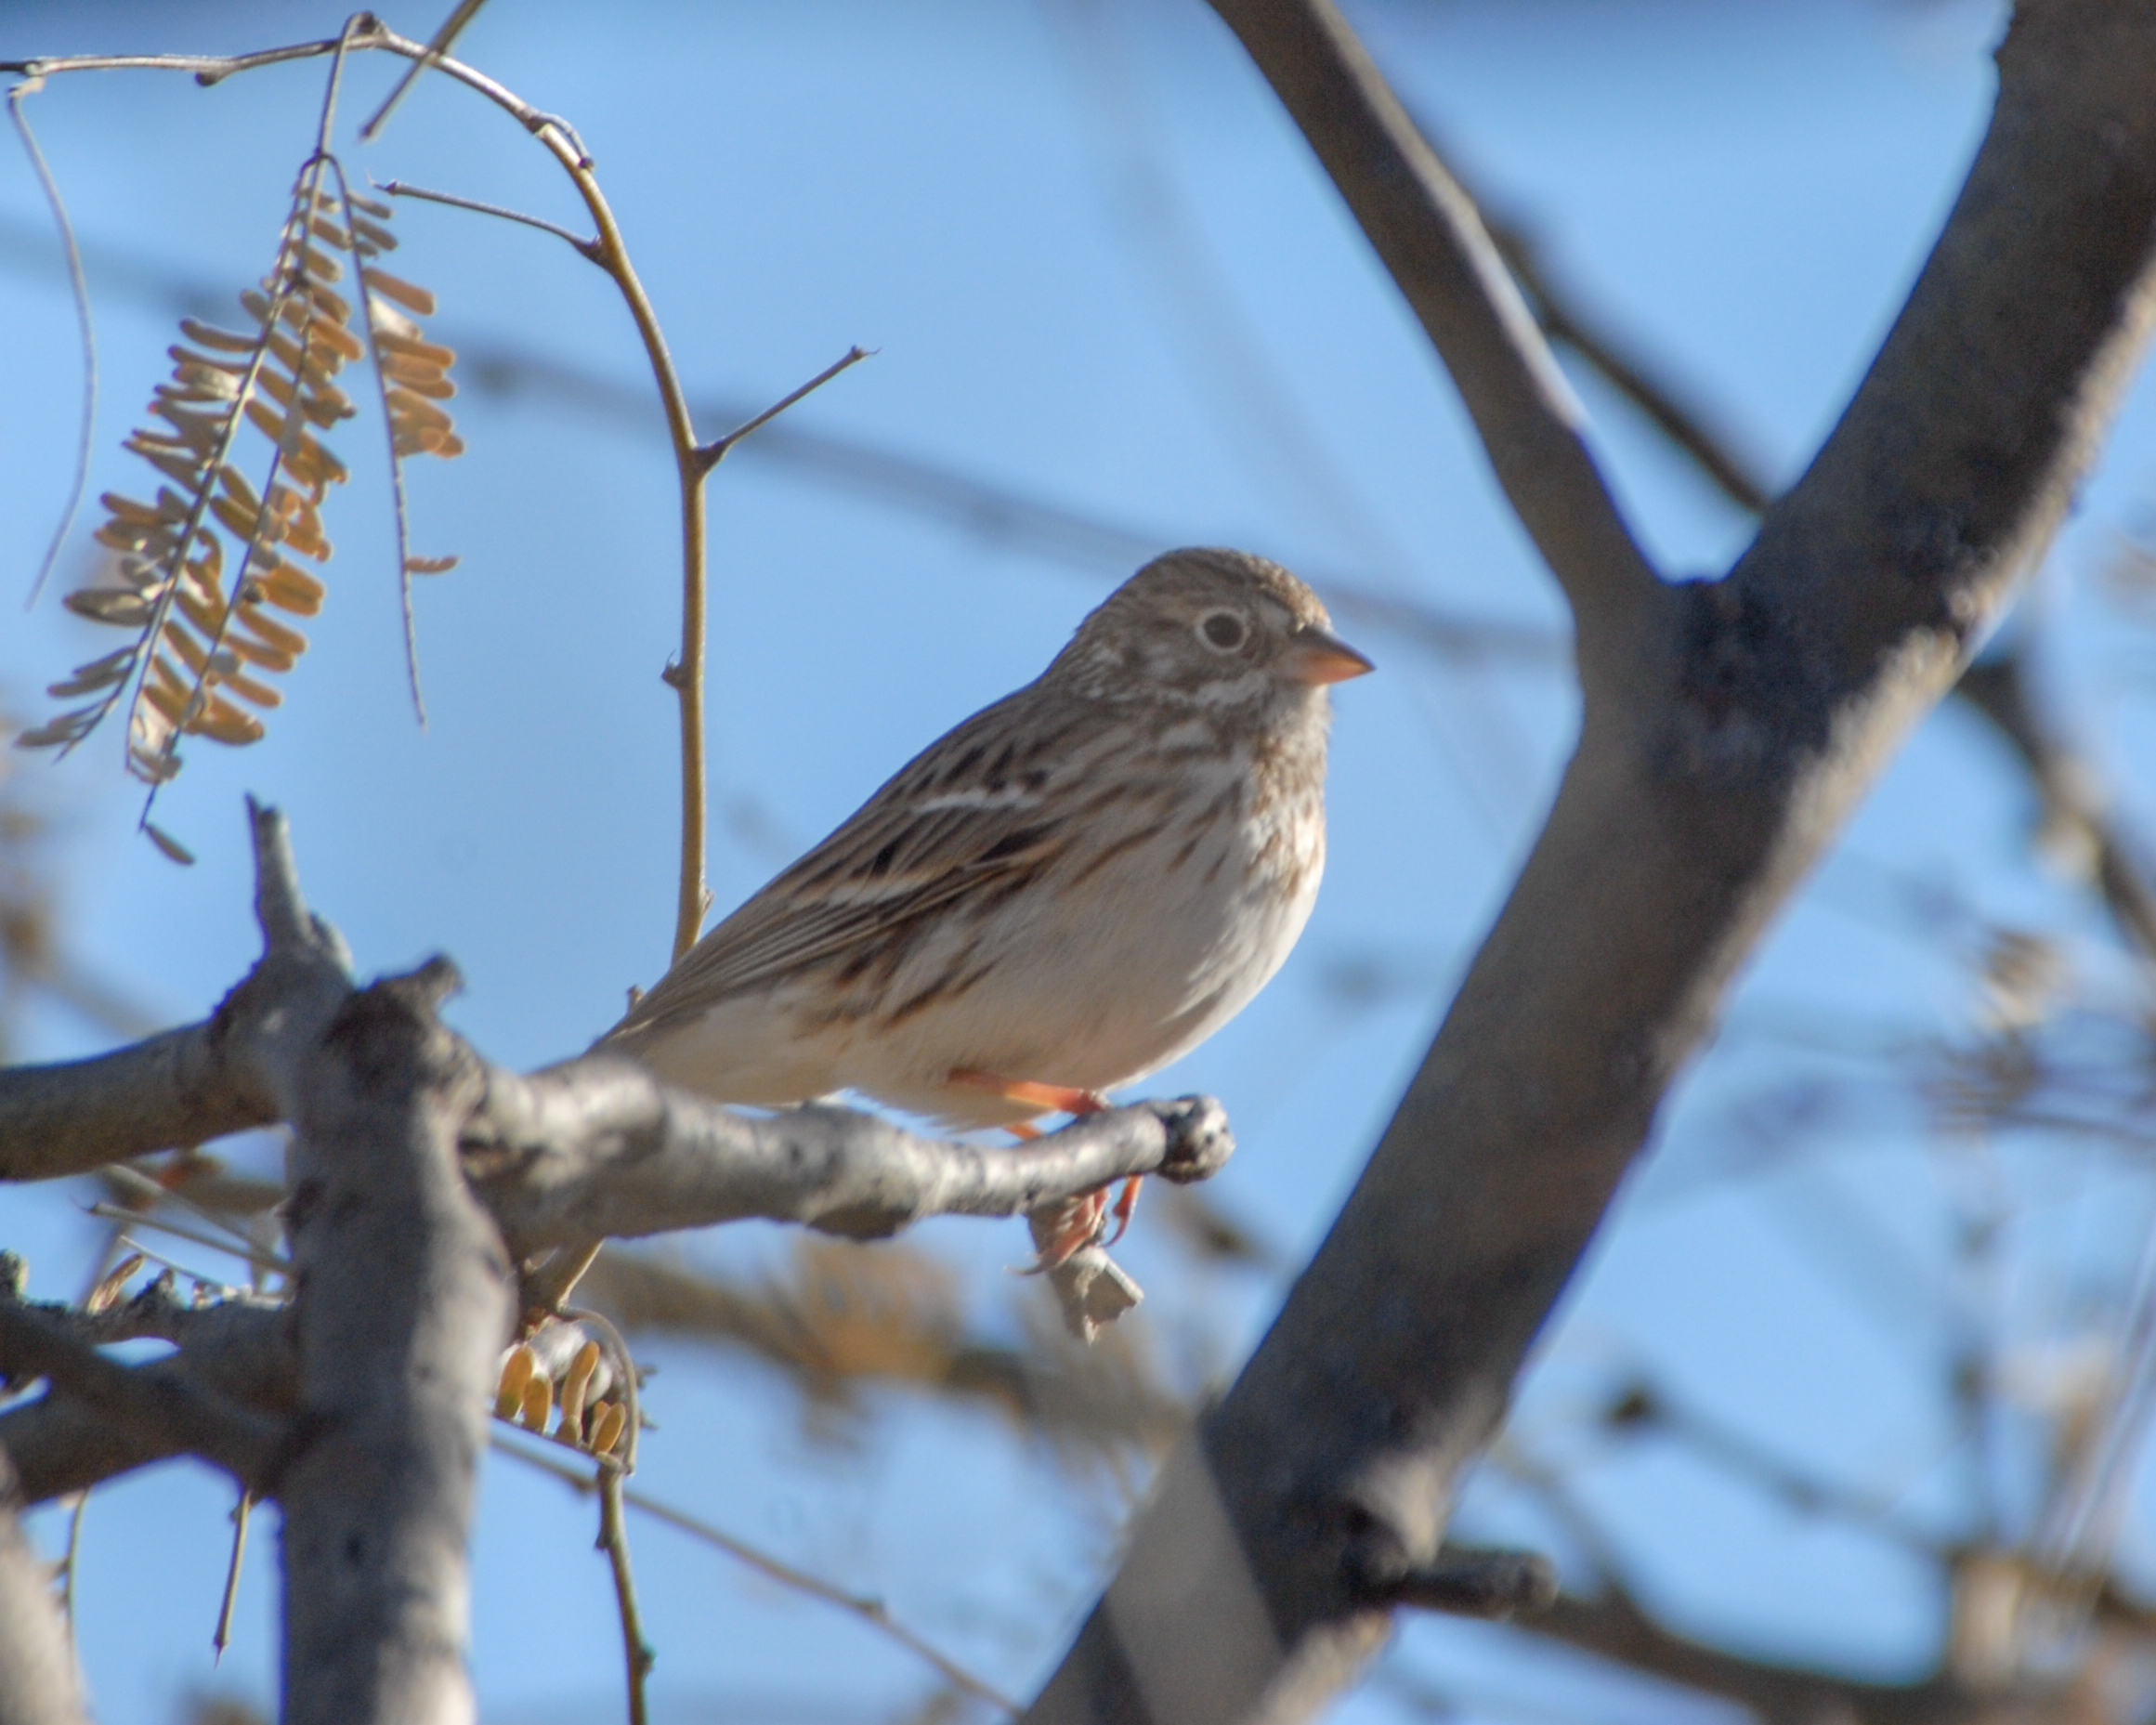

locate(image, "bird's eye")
(1198, 610), (1248, 652)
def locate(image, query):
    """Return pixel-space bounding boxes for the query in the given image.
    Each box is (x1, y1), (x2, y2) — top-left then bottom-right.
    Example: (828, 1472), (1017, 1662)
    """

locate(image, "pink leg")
(947, 1071), (1125, 1269)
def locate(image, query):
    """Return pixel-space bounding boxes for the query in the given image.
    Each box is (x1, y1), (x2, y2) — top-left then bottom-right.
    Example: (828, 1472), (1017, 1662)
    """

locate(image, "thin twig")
(377, 176), (599, 260)
(212, 1489), (250, 1662)
(90, 1205), (290, 1276)
(359, 0), (491, 140)
(691, 346), (874, 476)
(59, 1488), (86, 1632)
(97, 1164), (284, 1268)
(597, 1471), (652, 1725)
(322, 154), (428, 725)
(490, 1432), (1018, 1714)
(7, 78), (96, 609)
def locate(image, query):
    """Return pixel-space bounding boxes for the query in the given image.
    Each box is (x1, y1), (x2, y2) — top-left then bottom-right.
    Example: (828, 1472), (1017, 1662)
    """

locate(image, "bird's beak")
(1283, 625), (1375, 686)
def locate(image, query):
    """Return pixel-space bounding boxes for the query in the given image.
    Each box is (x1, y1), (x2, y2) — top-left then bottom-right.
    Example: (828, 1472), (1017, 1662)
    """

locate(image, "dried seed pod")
(518, 1372), (553, 1433)
(557, 1339), (602, 1439)
(495, 1344), (539, 1420)
(587, 1401), (627, 1457)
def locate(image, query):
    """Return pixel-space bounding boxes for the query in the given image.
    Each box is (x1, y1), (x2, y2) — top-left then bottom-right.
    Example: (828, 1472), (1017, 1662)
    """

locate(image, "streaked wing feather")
(610, 685), (1103, 1042)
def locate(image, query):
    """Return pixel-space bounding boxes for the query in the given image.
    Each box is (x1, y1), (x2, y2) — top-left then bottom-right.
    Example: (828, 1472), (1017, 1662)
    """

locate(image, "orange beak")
(1283, 625), (1375, 686)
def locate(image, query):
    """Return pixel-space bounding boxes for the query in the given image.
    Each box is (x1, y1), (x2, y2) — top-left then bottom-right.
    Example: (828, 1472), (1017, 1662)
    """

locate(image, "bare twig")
(359, 0), (491, 139)
(212, 1490), (251, 1662)
(596, 1472), (652, 1725)
(7, 78), (95, 609)
(1355, 1544), (1557, 1622)
(1483, 216), (1773, 516)
(1205, 0), (1663, 662)
(690, 346), (874, 476)
(59, 1490), (86, 1633)
(377, 176), (598, 260)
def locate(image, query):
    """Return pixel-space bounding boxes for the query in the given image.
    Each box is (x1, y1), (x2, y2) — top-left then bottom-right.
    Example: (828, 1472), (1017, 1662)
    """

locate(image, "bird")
(600, 546), (1372, 1259)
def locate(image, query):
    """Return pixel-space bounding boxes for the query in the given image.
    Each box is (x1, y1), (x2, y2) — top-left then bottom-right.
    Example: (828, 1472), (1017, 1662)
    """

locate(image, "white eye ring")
(1198, 610), (1248, 652)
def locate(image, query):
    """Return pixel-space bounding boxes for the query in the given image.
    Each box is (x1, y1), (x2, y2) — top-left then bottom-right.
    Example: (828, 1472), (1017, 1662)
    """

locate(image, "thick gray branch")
(0, 1025), (277, 1182)
(1205, 0), (1663, 658)
(1027, 5), (2156, 1721)
(469, 1055), (1229, 1255)
(274, 962), (515, 1725)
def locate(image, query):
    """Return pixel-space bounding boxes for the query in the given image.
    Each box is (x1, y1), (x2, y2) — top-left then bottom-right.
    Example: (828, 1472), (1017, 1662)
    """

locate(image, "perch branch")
(467, 1056), (1230, 1254)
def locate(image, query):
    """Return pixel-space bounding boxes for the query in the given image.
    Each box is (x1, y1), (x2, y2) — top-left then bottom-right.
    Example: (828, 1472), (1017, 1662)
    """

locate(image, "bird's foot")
(1020, 1187), (1113, 1272)
(948, 1070), (1131, 1271)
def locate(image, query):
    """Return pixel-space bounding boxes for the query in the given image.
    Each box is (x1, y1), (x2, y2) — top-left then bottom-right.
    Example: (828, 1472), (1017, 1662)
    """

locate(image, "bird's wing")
(607, 684), (1113, 1043)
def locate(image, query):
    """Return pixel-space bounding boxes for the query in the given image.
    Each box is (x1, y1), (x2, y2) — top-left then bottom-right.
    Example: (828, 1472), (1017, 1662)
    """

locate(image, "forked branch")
(1204, 0), (1663, 665)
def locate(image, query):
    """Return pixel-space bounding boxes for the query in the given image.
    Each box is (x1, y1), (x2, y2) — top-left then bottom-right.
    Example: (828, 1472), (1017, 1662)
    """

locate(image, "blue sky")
(11, 1), (2156, 1720)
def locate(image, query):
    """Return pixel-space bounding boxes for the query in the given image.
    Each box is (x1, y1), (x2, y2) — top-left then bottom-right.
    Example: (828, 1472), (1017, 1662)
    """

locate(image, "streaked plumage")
(602, 547), (1370, 1130)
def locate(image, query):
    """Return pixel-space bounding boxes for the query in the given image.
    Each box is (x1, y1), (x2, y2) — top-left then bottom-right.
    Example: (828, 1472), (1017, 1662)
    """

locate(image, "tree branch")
(0, 1296), (283, 1492)
(1956, 647), (2156, 964)
(0, 1299), (292, 1505)
(1204, 0), (1664, 665)
(0, 1454), (89, 1725)
(1026, 5), (2156, 1720)
(467, 1057), (1229, 1253)
(272, 958), (516, 1725)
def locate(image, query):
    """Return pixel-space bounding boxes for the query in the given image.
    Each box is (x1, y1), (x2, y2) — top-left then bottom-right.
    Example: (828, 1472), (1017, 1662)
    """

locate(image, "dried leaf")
(496, 1345), (538, 1420)
(13, 707), (98, 750)
(178, 318), (260, 354)
(143, 822), (196, 865)
(64, 587), (157, 627)
(46, 649), (136, 698)
(588, 1402), (627, 1457)
(216, 668), (282, 710)
(372, 330), (453, 368)
(258, 565), (325, 616)
(406, 555), (458, 576)
(189, 694), (264, 747)
(364, 269), (436, 316)
(236, 603), (307, 657)
(518, 1373), (552, 1432)
(85, 1252), (148, 1314)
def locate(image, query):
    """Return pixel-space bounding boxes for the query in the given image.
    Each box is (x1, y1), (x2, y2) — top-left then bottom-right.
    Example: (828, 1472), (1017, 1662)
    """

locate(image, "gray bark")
(1025, 2), (2156, 1720)
(0, 1456), (89, 1725)
(0, 802), (1237, 1721)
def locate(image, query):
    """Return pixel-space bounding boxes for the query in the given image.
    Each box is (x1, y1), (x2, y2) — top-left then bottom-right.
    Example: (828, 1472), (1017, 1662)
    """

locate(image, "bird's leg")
(949, 1070), (1123, 1267)
(949, 1070), (1112, 1117)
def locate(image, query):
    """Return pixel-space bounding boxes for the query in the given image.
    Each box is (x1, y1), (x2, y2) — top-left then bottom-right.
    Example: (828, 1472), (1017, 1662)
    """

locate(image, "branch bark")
(1025, 4), (2156, 1720)
(1200, 0), (1663, 663)
(0, 1455), (88, 1725)
(273, 958), (515, 1725)
(0, 800), (1238, 1722)
(0, 1299), (291, 1504)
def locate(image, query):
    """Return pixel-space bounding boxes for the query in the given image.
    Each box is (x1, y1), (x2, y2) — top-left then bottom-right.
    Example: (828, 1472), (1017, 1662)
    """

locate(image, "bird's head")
(1048, 547), (1374, 715)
